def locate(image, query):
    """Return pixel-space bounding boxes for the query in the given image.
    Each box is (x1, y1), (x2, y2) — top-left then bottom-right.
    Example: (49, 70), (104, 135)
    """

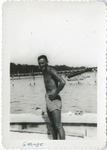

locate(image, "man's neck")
(43, 66), (49, 74)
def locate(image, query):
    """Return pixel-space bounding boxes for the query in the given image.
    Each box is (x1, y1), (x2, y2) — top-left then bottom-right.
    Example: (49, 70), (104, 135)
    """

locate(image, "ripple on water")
(10, 73), (97, 114)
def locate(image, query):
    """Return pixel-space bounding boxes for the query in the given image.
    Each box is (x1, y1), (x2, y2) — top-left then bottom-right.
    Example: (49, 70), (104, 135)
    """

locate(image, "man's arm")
(49, 68), (66, 100)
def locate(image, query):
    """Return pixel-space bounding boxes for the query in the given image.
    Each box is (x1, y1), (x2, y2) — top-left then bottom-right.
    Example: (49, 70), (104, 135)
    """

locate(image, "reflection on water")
(10, 72), (97, 114)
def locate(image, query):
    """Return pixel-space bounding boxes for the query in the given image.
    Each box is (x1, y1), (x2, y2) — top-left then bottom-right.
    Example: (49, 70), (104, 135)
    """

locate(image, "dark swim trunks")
(45, 94), (62, 112)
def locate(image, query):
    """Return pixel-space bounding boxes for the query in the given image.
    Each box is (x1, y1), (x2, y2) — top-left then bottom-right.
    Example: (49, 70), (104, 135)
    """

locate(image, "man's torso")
(43, 67), (58, 95)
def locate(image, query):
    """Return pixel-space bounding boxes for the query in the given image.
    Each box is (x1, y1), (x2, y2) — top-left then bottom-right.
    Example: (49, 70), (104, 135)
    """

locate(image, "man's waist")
(46, 89), (56, 94)
(45, 94), (61, 100)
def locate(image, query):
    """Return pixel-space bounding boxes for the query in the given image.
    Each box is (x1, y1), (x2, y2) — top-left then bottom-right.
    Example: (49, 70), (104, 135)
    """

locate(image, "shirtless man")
(38, 55), (66, 140)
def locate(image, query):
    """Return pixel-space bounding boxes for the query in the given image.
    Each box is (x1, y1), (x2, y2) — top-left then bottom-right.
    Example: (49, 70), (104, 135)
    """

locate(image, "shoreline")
(10, 112), (97, 140)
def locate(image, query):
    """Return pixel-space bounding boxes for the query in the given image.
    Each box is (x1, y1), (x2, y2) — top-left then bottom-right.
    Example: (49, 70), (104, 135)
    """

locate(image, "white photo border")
(1, 0), (107, 149)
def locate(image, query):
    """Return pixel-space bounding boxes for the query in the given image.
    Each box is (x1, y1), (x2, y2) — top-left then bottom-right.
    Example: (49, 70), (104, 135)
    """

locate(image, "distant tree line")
(10, 62), (89, 75)
(53, 65), (86, 71)
(10, 63), (40, 74)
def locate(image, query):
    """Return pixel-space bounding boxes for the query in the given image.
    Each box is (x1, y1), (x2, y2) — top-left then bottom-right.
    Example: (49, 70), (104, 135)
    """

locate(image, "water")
(10, 72), (97, 114)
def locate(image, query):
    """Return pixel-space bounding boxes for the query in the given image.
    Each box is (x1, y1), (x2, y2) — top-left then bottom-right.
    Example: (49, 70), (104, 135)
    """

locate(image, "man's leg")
(51, 109), (65, 140)
(47, 109), (58, 139)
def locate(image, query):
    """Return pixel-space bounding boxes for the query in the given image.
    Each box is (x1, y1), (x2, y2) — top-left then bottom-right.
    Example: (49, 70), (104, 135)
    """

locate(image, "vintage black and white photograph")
(2, 1), (106, 149)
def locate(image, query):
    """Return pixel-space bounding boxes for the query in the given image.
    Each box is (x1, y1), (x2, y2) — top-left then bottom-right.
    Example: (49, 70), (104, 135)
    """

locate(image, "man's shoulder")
(47, 66), (58, 76)
(48, 66), (57, 74)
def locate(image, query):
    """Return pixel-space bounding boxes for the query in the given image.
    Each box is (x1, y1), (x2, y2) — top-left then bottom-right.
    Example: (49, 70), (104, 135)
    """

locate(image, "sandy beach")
(10, 112), (97, 140)
(10, 131), (97, 140)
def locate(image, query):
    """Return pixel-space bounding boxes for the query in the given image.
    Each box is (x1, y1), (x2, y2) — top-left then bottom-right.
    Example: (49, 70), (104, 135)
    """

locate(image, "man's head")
(38, 55), (48, 71)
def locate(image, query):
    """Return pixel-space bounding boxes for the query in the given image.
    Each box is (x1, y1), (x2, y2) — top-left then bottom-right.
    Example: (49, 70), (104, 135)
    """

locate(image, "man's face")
(38, 58), (48, 71)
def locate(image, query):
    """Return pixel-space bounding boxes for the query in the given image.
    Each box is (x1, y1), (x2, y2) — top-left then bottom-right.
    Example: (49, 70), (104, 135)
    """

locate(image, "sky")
(2, 1), (106, 67)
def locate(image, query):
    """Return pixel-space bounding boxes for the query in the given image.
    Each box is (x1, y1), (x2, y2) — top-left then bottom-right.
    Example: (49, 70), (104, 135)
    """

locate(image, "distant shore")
(10, 68), (97, 80)
(10, 62), (97, 78)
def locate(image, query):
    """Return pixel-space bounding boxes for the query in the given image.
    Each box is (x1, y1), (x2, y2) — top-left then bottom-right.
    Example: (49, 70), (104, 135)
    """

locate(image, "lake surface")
(10, 72), (97, 114)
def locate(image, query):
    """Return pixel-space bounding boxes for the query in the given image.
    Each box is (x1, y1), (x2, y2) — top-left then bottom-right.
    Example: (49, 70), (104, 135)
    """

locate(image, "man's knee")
(54, 122), (63, 131)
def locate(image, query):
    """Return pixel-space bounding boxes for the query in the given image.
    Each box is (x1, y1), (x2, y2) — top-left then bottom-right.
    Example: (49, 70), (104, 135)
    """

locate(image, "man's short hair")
(38, 55), (48, 62)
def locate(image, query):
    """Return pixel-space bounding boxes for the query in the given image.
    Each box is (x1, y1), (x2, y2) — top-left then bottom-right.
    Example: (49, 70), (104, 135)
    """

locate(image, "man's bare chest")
(44, 74), (52, 84)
